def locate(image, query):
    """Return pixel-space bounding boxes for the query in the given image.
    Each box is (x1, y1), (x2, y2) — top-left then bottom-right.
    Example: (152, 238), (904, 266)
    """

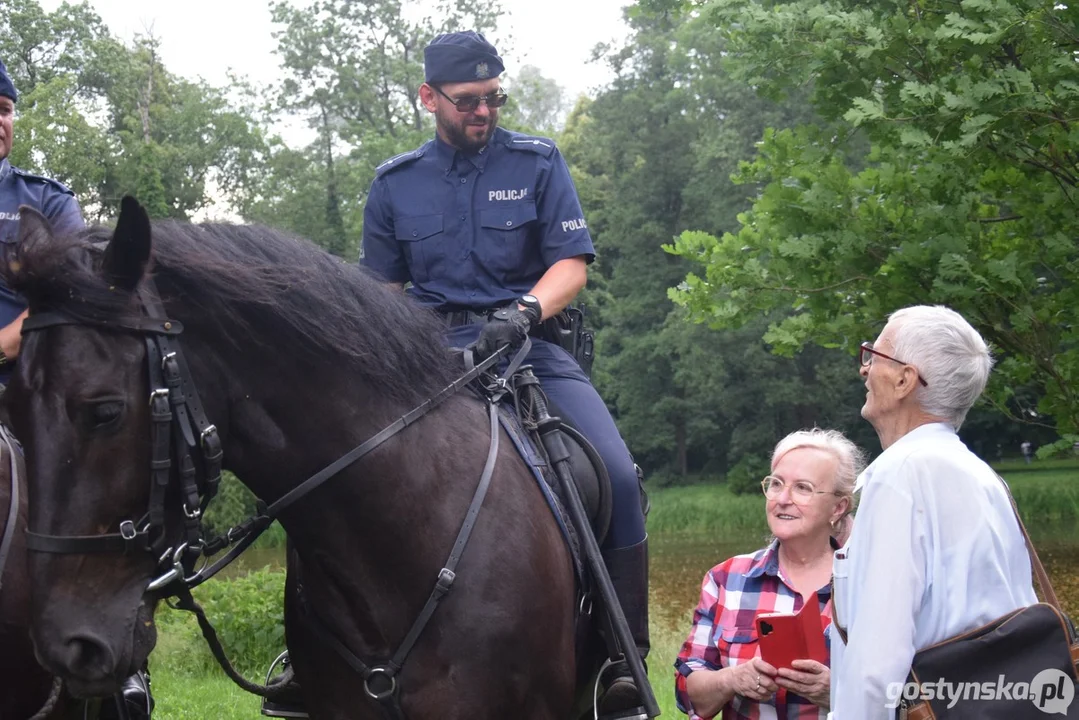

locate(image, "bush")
(726, 454), (767, 496)
(155, 567), (286, 678)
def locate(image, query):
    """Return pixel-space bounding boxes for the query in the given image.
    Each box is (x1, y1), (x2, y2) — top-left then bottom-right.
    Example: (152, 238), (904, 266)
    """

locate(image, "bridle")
(15, 275), (527, 718)
(22, 284), (222, 593)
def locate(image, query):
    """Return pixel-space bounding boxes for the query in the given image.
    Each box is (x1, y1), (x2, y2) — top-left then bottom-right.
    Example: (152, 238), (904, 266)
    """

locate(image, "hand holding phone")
(755, 598), (828, 671)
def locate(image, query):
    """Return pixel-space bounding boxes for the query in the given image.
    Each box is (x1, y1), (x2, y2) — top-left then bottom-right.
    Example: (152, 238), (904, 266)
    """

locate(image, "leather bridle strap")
(0, 423), (22, 592)
(185, 339), (529, 590)
(299, 399), (503, 720)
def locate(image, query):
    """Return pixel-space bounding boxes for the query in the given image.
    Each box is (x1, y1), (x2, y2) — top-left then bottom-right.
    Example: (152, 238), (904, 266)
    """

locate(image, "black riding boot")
(261, 652), (309, 718)
(98, 668), (153, 720)
(597, 536), (650, 720)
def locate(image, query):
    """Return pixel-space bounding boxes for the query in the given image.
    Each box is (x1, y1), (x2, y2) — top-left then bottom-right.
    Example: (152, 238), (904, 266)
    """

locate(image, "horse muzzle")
(31, 599), (154, 698)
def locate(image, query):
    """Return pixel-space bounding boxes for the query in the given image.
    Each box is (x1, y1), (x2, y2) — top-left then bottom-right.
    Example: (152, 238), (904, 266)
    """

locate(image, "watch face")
(521, 294), (539, 305)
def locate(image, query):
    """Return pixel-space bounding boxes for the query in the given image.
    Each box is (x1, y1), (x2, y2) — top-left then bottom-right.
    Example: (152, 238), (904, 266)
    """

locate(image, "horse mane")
(3, 219), (460, 405)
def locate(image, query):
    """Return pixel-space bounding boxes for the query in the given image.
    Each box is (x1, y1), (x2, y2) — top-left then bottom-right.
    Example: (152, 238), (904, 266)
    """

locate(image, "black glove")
(473, 305), (539, 361)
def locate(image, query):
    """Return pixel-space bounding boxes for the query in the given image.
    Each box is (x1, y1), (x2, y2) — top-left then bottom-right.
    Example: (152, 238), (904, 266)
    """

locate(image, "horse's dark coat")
(1, 206), (590, 719)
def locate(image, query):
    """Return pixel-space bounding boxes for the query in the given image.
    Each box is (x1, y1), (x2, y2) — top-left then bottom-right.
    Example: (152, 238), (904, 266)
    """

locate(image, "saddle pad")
(495, 405), (585, 583)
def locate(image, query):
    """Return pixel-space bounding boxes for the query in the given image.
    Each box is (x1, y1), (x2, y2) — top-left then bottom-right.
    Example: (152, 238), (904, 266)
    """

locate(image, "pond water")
(218, 524), (1079, 635)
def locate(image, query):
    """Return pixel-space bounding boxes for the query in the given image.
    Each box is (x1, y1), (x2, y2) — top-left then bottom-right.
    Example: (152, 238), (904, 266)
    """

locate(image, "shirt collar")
(0, 159), (10, 183)
(854, 421), (956, 492)
(744, 537), (838, 597)
(432, 133), (490, 173)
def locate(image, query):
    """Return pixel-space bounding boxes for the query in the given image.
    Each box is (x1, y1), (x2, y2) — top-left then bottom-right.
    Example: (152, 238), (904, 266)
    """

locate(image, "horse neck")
(179, 310), (485, 644)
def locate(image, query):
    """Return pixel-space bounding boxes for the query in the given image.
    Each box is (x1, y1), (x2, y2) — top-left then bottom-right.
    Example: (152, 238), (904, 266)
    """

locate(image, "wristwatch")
(518, 294), (542, 326)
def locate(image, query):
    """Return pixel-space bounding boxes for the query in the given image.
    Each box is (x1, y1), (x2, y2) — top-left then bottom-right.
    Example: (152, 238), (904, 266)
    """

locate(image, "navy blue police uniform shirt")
(0, 159), (84, 379)
(361, 127), (595, 310)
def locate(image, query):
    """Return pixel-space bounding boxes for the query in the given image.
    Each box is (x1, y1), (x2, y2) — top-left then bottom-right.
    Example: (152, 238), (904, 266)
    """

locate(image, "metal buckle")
(119, 520), (137, 541)
(148, 388), (169, 406)
(363, 667), (398, 701)
(182, 503), (201, 520)
(200, 424), (220, 451)
(146, 542), (189, 593)
(161, 351), (177, 371)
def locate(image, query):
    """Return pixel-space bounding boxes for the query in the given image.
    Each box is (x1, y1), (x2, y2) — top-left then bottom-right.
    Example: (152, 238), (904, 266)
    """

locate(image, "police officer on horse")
(360, 31), (651, 717)
(0, 56), (153, 720)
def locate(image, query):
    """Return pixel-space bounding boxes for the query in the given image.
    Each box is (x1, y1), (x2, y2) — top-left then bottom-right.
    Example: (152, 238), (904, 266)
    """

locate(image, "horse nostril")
(60, 634), (116, 680)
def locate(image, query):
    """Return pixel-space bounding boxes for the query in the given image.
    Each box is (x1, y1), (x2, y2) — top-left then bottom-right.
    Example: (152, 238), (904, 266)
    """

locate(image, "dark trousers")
(446, 326), (646, 550)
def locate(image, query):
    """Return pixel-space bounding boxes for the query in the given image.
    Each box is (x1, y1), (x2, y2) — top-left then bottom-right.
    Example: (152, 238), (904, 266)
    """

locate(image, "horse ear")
(104, 196), (152, 292)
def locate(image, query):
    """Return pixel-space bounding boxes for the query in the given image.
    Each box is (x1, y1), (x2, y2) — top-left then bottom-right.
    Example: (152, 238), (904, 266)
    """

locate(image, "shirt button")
(460, 215), (466, 220)
(460, 177), (467, 183)
(412, 231), (418, 236)
(505, 221), (512, 227)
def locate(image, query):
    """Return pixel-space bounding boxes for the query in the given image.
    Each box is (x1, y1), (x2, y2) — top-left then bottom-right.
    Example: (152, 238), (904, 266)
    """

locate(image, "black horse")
(1, 198), (622, 719)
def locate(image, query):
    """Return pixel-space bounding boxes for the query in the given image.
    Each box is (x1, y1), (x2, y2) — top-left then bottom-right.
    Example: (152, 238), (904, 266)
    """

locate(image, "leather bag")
(897, 475), (1079, 719)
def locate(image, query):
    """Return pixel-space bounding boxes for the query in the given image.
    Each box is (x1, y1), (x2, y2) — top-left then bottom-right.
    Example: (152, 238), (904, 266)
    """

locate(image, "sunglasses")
(433, 85), (509, 113)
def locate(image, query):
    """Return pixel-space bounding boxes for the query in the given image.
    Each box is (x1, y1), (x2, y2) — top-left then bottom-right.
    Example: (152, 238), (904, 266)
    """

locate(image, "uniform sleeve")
(360, 175), (409, 283)
(830, 470), (925, 720)
(42, 188), (85, 236)
(674, 568), (725, 720)
(534, 147), (595, 266)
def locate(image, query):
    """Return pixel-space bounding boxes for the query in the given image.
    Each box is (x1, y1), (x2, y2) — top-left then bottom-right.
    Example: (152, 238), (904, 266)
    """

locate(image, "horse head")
(3, 197), (167, 697)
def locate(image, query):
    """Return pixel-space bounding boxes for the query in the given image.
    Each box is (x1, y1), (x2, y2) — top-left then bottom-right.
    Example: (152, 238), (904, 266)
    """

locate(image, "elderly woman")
(675, 428), (865, 719)
(828, 305), (1038, 719)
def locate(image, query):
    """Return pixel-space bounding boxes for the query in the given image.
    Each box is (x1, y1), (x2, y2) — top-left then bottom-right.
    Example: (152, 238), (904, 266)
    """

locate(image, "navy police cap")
(0, 58), (16, 103)
(424, 31), (504, 85)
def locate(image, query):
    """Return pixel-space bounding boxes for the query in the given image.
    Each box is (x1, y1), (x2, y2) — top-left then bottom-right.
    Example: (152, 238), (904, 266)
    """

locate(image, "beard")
(437, 110), (498, 154)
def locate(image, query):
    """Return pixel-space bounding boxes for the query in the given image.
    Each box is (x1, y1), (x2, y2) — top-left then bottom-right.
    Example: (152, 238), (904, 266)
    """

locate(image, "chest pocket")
(479, 202), (537, 280)
(715, 625), (759, 668)
(394, 213), (444, 284)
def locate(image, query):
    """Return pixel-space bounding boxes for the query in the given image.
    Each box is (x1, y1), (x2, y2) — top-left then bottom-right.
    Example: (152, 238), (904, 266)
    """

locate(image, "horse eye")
(89, 401), (124, 428)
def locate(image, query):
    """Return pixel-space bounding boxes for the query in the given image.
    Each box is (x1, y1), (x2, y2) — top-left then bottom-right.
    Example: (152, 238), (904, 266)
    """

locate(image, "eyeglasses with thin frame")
(761, 475), (843, 505)
(432, 85), (509, 113)
(859, 342), (929, 387)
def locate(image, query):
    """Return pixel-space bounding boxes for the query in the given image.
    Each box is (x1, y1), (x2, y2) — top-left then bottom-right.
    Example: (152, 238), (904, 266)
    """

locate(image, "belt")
(439, 307), (552, 342)
(440, 308), (500, 327)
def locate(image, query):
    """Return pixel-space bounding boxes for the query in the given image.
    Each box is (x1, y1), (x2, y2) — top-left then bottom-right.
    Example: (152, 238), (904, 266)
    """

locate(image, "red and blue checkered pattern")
(674, 540), (833, 720)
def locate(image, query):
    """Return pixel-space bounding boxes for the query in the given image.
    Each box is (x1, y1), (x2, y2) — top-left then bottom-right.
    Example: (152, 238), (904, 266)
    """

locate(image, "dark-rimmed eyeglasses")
(859, 342), (929, 387)
(761, 476), (843, 505)
(432, 85), (509, 113)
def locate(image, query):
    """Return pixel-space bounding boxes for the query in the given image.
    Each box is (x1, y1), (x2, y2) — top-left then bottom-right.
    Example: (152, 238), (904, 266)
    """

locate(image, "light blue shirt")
(828, 422), (1037, 719)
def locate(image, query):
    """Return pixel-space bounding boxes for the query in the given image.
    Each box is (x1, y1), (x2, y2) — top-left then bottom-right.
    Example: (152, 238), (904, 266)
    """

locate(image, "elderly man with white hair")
(827, 305), (1038, 719)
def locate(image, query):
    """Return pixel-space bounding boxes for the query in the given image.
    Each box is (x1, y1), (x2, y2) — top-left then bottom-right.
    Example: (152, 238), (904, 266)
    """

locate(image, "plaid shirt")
(674, 539), (834, 720)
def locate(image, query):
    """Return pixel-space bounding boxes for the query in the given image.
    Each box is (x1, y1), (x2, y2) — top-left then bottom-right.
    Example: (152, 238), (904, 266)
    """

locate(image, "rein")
(0, 423), (21, 594)
(17, 279), (530, 717)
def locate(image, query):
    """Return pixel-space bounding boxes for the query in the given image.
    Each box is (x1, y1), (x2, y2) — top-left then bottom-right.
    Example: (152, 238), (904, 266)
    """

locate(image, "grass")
(140, 460), (1079, 719)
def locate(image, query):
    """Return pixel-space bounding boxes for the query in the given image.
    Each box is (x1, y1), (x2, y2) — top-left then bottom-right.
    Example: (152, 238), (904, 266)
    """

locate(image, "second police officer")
(360, 31), (650, 717)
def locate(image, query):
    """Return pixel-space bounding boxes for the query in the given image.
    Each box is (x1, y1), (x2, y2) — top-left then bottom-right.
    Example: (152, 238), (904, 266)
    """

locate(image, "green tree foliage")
(562, 6), (874, 481)
(502, 64), (567, 134)
(667, 0), (1079, 442)
(1, 0), (266, 220)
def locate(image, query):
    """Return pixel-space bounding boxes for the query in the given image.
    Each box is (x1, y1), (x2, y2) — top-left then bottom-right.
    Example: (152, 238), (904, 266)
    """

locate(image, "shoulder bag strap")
(995, 473), (1060, 610)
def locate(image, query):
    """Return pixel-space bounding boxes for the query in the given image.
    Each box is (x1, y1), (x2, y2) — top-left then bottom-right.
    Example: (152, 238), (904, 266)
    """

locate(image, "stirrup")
(592, 658), (648, 720)
(260, 651), (310, 719)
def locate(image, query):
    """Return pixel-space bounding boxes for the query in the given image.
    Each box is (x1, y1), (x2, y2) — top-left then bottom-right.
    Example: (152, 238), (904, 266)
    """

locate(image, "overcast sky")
(39, 0), (632, 105)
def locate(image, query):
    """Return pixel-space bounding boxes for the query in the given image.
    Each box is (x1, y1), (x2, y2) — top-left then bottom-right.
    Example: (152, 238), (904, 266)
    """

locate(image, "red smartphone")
(755, 599), (828, 670)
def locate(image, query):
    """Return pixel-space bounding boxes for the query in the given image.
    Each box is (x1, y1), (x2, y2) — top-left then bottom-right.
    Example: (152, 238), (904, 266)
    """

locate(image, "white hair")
(887, 305), (993, 429)
(771, 428), (866, 524)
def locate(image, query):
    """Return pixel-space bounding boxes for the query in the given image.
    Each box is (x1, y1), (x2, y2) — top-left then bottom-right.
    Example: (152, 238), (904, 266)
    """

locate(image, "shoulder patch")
(11, 167), (75, 196)
(375, 146), (427, 177)
(504, 134), (556, 158)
